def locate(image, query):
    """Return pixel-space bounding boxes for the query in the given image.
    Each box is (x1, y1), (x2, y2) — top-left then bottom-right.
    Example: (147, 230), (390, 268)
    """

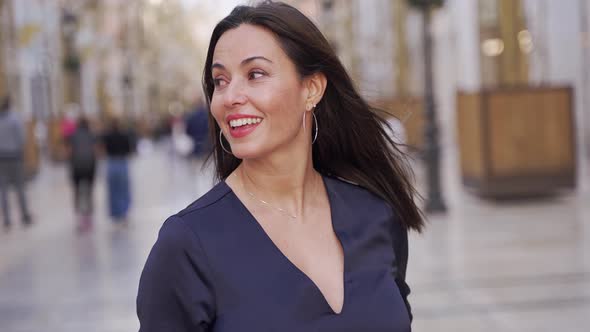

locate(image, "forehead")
(212, 24), (287, 66)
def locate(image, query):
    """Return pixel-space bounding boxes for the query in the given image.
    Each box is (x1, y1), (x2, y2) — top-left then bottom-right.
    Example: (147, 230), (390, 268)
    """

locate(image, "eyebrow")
(212, 56), (273, 71)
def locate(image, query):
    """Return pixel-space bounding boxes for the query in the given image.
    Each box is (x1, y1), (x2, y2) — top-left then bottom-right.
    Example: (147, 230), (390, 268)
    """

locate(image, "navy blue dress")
(137, 175), (412, 331)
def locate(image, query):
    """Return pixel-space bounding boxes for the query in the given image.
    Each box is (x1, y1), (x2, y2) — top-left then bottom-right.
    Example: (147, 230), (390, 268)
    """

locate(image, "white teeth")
(229, 118), (261, 128)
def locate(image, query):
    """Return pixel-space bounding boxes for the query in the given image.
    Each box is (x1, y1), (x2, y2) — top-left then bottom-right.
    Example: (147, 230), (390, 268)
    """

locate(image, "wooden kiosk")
(456, 86), (576, 197)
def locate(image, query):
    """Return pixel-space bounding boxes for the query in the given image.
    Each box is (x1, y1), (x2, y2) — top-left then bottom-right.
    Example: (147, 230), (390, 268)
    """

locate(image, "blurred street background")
(0, 0), (589, 331)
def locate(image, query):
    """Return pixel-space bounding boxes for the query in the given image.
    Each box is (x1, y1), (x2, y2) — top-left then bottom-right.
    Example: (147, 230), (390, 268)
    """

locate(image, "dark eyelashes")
(212, 70), (267, 88)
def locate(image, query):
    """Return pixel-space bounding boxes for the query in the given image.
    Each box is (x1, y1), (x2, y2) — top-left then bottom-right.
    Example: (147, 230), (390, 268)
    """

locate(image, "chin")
(230, 143), (267, 160)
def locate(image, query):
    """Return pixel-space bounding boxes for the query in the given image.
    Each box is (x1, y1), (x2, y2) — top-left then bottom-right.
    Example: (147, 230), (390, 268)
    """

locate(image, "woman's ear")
(304, 72), (327, 109)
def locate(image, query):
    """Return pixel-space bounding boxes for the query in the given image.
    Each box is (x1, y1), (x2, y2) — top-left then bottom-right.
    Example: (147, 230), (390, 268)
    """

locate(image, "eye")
(248, 71), (266, 80)
(213, 77), (228, 88)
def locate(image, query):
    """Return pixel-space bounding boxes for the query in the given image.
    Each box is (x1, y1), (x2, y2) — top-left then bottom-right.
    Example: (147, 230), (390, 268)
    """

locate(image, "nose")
(223, 79), (247, 108)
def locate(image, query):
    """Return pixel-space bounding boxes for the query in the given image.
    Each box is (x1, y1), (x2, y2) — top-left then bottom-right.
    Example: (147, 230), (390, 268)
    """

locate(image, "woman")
(137, 2), (424, 331)
(101, 118), (133, 223)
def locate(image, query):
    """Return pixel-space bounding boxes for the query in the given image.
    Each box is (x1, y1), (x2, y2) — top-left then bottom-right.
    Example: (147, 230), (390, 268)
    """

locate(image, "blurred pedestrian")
(0, 97), (32, 230)
(65, 117), (98, 231)
(60, 104), (78, 140)
(184, 98), (210, 160)
(101, 118), (134, 224)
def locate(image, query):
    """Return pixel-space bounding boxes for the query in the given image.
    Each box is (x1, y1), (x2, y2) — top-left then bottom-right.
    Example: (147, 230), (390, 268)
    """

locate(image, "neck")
(234, 145), (321, 218)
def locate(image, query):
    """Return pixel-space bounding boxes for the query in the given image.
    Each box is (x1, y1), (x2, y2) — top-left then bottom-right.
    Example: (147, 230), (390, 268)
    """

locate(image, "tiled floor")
(0, 143), (588, 331)
(409, 148), (590, 331)
(409, 196), (590, 331)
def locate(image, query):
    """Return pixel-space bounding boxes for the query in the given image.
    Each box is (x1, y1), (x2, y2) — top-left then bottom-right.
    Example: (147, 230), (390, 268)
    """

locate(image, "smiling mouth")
(227, 117), (263, 138)
(229, 117), (262, 128)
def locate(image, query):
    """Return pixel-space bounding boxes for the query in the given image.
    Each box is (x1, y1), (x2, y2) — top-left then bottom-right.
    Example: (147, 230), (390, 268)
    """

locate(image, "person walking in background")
(0, 97), (32, 231)
(101, 118), (134, 225)
(65, 117), (98, 232)
(59, 104), (79, 161)
(60, 104), (78, 140)
(184, 97), (210, 160)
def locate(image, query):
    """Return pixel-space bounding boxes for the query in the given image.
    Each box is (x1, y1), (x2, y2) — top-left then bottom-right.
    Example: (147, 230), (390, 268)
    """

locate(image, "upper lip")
(226, 113), (263, 123)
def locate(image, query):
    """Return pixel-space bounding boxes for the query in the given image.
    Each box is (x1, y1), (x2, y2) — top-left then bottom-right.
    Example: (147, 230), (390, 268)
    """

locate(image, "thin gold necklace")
(235, 173), (298, 219)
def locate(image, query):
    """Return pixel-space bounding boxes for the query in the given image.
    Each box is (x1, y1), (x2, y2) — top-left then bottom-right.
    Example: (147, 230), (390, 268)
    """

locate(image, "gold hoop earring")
(219, 130), (232, 154)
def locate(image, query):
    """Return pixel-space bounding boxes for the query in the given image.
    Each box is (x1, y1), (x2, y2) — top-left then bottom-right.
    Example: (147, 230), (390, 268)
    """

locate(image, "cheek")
(210, 97), (225, 127)
(264, 85), (304, 122)
(261, 96), (301, 135)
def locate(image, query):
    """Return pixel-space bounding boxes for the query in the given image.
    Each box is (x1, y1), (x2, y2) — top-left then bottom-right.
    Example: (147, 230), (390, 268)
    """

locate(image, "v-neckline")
(223, 175), (348, 315)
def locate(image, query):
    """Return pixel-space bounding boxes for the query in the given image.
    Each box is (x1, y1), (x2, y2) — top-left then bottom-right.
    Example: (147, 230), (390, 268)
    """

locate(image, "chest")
(199, 183), (410, 331)
(209, 211), (409, 332)
(248, 203), (345, 314)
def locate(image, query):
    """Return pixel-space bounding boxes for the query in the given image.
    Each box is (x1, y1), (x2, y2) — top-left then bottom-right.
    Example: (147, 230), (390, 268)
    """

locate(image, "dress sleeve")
(390, 211), (413, 323)
(137, 216), (216, 331)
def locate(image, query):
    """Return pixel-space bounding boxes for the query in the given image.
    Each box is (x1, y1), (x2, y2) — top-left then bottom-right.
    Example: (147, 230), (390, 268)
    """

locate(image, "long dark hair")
(202, 1), (424, 232)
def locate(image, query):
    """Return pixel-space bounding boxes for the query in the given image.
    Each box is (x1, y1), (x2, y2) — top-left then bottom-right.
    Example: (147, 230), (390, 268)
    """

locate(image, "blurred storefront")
(301, 0), (589, 197)
(1, 0), (588, 193)
(0, 0), (59, 174)
(453, 0), (587, 196)
(0, 0), (207, 166)
(310, 0), (430, 151)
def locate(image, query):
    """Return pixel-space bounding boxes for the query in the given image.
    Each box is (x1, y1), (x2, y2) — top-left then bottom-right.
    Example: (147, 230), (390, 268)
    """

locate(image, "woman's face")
(210, 24), (311, 160)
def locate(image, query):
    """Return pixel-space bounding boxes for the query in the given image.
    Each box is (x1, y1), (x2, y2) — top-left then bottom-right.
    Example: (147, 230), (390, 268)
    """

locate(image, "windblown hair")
(202, 1), (424, 232)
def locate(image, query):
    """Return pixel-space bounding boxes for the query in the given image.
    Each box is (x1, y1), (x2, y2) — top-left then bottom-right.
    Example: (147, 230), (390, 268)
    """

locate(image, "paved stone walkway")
(0, 144), (588, 331)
